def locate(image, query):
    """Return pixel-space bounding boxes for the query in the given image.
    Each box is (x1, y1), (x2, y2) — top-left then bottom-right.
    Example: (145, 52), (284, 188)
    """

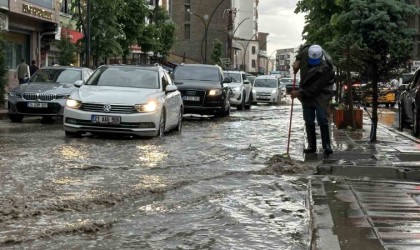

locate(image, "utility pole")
(86, 0), (90, 67)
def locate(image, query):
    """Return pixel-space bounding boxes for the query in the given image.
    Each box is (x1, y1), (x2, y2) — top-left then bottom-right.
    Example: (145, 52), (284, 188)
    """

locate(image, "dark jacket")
(298, 60), (335, 108)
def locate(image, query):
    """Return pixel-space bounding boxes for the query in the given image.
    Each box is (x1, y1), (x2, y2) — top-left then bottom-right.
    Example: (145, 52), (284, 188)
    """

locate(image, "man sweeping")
(290, 45), (335, 157)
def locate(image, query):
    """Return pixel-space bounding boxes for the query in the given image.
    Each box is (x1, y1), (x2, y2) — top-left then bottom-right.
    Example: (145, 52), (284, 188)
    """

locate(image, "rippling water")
(0, 103), (310, 249)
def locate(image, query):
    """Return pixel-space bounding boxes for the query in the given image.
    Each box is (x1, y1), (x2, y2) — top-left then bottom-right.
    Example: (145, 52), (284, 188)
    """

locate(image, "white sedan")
(63, 65), (183, 137)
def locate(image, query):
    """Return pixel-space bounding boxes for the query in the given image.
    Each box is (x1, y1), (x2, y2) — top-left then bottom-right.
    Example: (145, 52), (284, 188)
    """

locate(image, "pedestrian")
(29, 60), (39, 76)
(15, 59), (30, 84)
(291, 45), (335, 157)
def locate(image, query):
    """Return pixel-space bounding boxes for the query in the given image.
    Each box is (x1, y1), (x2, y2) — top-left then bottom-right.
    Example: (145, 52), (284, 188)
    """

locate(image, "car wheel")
(41, 116), (54, 124)
(157, 109), (166, 137)
(9, 114), (23, 123)
(413, 107), (420, 137)
(217, 99), (230, 117)
(398, 105), (406, 131)
(65, 131), (82, 138)
(237, 92), (245, 110)
(244, 93), (252, 110)
(174, 107), (183, 132)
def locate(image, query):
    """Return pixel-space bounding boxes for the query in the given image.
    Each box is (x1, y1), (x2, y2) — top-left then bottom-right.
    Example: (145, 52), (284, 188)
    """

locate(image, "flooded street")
(0, 102), (313, 249)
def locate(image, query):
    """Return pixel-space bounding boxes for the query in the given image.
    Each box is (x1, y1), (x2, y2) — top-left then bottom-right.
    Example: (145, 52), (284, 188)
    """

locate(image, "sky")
(258, 0), (305, 57)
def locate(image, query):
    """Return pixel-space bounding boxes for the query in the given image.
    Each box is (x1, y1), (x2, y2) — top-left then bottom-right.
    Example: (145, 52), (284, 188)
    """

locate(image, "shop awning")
(62, 28), (84, 44)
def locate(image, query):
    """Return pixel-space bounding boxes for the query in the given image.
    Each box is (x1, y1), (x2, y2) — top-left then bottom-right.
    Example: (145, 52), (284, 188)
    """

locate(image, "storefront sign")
(22, 4), (53, 20)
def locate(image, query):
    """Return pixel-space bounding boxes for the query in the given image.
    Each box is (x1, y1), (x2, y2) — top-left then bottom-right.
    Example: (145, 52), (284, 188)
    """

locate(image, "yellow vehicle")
(364, 87), (396, 107)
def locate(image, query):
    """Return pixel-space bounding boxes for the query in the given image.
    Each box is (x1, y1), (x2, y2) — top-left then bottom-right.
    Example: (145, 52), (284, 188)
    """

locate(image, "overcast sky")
(258, 0), (305, 57)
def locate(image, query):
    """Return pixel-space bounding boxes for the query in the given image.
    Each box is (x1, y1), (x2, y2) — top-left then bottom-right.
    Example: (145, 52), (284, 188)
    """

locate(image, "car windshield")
(86, 67), (159, 89)
(223, 73), (241, 82)
(280, 78), (293, 84)
(254, 79), (278, 88)
(30, 68), (82, 83)
(174, 66), (220, 81)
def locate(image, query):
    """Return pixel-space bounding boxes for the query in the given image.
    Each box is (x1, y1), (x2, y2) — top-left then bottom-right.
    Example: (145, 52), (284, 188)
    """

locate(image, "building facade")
(168, 0), (261, 73)
(275, 48), (298, 78)
(1, 0), (61, 90)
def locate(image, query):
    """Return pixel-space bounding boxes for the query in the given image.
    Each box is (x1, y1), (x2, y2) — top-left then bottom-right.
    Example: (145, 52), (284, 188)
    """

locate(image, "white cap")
(308, 45), (323, 65)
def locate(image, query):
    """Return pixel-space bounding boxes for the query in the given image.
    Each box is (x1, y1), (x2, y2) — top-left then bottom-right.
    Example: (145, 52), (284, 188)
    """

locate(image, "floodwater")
(0, 102), (312, 249)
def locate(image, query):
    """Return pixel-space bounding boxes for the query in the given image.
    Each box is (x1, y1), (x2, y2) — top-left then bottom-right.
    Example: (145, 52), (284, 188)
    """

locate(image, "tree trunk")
(369, 73), (379, 142)
(345, 46), (356, 129)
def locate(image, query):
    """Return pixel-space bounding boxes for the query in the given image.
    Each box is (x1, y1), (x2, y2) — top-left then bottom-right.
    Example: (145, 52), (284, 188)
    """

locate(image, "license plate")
(258, 96), (270, 100)
(183, 96), (200, 101)
(91, 115), (121, 125)
(27, 102), (48, 108)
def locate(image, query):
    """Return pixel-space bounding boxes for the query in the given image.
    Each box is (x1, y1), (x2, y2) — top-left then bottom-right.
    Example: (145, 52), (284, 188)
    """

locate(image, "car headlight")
(232, 87), (241, 93)
(66, 99), (82, 109)
(9, 92), (22, 98)
(252, 88), (256, 93)
(134, 101), (158, 112)
(271, 89), (278, 94)
(208, 89), (223, 96)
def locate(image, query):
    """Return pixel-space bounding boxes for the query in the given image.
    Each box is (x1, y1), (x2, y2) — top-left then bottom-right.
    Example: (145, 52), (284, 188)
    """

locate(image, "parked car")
(398, 68), (420, 135)
(63, 65), (183, 137)
(282, 77), (299, 94)
(223, 70), (253, 110)
(173, 64), (230, 117)
(252, 75), (284, 105)
(7, 66), (93, 123)
(246, 73), (256, 85)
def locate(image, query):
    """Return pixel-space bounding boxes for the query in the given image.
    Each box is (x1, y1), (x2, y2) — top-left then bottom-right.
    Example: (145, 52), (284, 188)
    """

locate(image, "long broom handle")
(286, 74), (297, 155)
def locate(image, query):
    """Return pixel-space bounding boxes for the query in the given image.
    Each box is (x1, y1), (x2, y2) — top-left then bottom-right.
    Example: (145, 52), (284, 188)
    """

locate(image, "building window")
(252, 46), (256, 55)
(252, 59), (256, 68)
(184, 24), (190, 40)
(185, 5), (190, 21)
(27, 0), (54, 9)
(60, 0), (74, 15)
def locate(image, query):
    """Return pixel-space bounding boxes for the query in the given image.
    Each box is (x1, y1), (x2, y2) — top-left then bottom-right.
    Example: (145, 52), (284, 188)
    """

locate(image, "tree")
(73, 0), (124, 65)
(296, 0), (419, 142)
(211, 39), (223, 66)
(116, 0), (148, 63)
(55, 28), (78, 66)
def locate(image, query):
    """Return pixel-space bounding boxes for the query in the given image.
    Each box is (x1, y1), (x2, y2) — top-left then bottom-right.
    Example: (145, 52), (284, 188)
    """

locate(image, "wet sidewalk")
(309, 115), (420, 249)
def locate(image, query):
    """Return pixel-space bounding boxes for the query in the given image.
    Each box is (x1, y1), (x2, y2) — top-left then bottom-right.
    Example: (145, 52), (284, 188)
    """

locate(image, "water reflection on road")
(0, 102), (311, 249)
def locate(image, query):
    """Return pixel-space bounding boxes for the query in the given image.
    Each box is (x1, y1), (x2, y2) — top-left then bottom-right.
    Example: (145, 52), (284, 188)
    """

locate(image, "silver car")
(64, 65), (183, 137)
(7, 66), (93, 123)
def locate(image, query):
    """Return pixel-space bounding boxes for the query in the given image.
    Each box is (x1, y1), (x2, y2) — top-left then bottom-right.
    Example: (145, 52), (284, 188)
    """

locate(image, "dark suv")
(172, 64), (231, 116)
(398, 69), (420, 135)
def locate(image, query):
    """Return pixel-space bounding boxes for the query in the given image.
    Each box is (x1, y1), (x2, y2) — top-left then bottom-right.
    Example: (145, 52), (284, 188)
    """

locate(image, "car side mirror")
(244, 80), (250, 84)
(74, 80), (84, 88)
(165, 85), (178, 93)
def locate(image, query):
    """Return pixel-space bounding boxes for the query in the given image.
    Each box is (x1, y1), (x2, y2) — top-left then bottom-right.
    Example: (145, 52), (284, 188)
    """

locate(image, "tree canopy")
(296, 0), (419, 141)
(73, 0), (175, 64)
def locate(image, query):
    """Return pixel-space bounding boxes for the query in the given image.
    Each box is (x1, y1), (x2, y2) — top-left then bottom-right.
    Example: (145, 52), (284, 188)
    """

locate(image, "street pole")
(228, 17), (250, 65)
(266, 50), (277, 75)
(242, 33), (257, 71)
(86, 0), (90, 67)
(189, 11), (206, 63)
(204, 0), (225, 64)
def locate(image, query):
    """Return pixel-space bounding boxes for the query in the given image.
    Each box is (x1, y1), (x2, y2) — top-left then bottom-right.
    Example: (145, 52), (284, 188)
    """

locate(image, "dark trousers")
(18, 78), (26, 84)
(302, 105), (328, 126)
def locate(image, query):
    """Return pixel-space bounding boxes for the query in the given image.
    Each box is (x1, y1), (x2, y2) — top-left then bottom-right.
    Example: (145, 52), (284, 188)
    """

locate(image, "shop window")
(4, 42), (24, 70)
(185, 5), (190, 22)
(27, 0), (54, 9)
(60, 0), (74, 15)
(184, 24), (190, 40)
(0, 0), (8, 8)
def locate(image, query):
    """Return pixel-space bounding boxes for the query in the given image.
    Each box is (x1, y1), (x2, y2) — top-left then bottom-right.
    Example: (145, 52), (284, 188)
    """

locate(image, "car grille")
(179, 89), (206, 106)
(80, 103), (136, 114)
(16, 102), (62, 114)
(23, 93), (56, 101)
